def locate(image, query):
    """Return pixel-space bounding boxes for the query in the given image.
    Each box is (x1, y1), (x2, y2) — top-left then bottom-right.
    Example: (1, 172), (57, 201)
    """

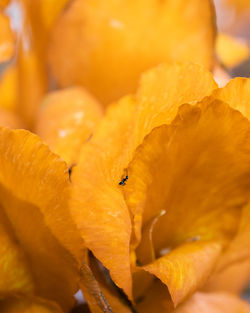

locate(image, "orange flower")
(70, 63), (250, 311)
(48, 0), (216, 105)
(216, 33), (249, 69)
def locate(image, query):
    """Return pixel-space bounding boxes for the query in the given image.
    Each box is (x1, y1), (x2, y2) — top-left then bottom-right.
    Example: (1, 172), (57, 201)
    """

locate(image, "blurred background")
(214, 0), (250, 77)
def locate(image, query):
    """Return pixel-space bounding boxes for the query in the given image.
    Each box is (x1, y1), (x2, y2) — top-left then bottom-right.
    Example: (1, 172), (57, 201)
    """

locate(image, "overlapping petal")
(48, 0), (216, 105)
(124, 98), (250, 304)
(0, 127), (83, 310)
(70, 63), (219, 299)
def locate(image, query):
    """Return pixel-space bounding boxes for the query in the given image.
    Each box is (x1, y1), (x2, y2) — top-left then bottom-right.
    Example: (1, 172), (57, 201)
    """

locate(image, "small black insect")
(119, 175), (128, 186)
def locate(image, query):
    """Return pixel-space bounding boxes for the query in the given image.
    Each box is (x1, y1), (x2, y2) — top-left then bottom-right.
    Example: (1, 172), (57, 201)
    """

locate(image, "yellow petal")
(0, 12), (15, 63)
(70, 63), (218, 299)
(212, 77), (250, 118)
(174, 292), (250, 313)
(0, 127), (83, 310)
(0, 295), (64, 313)
(210, 78), (250, 271)
(0, 209), (34, 295)
(216, 33), (249, 68)
(48, 0), (216, 105)
(36, 87), (103, 165)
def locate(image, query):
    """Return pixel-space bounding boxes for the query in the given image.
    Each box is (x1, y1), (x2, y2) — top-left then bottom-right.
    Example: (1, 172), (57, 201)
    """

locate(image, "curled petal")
(142, 241), (221, 306)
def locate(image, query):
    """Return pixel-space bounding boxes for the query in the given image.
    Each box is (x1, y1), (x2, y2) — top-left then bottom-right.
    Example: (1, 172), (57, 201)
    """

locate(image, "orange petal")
(0, 12), (14, 63)
(36, 87), (103, 165)
(142, 241), (221, 306)
(70, 63), (218, 299)
(0, 295), (64, 313)
(216, 33), (249, 68)
(174, 292), (250, 313)
(133, 63), (218, 148)
(70, 97), (135, 299)
(0, 127), (83, 310)
(48, 0), (216, 105)
(0, 108), (23, 128)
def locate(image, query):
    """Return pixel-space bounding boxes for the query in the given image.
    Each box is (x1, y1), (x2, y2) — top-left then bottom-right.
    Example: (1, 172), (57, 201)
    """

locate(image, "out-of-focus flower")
(0, 10), (15, 63)
(68, 62), (250, 312)
(36, 87), (103, 165)
(216, 33), (249, 68)
(48, 0), (216, 105)
(0, 0), (71, 129)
